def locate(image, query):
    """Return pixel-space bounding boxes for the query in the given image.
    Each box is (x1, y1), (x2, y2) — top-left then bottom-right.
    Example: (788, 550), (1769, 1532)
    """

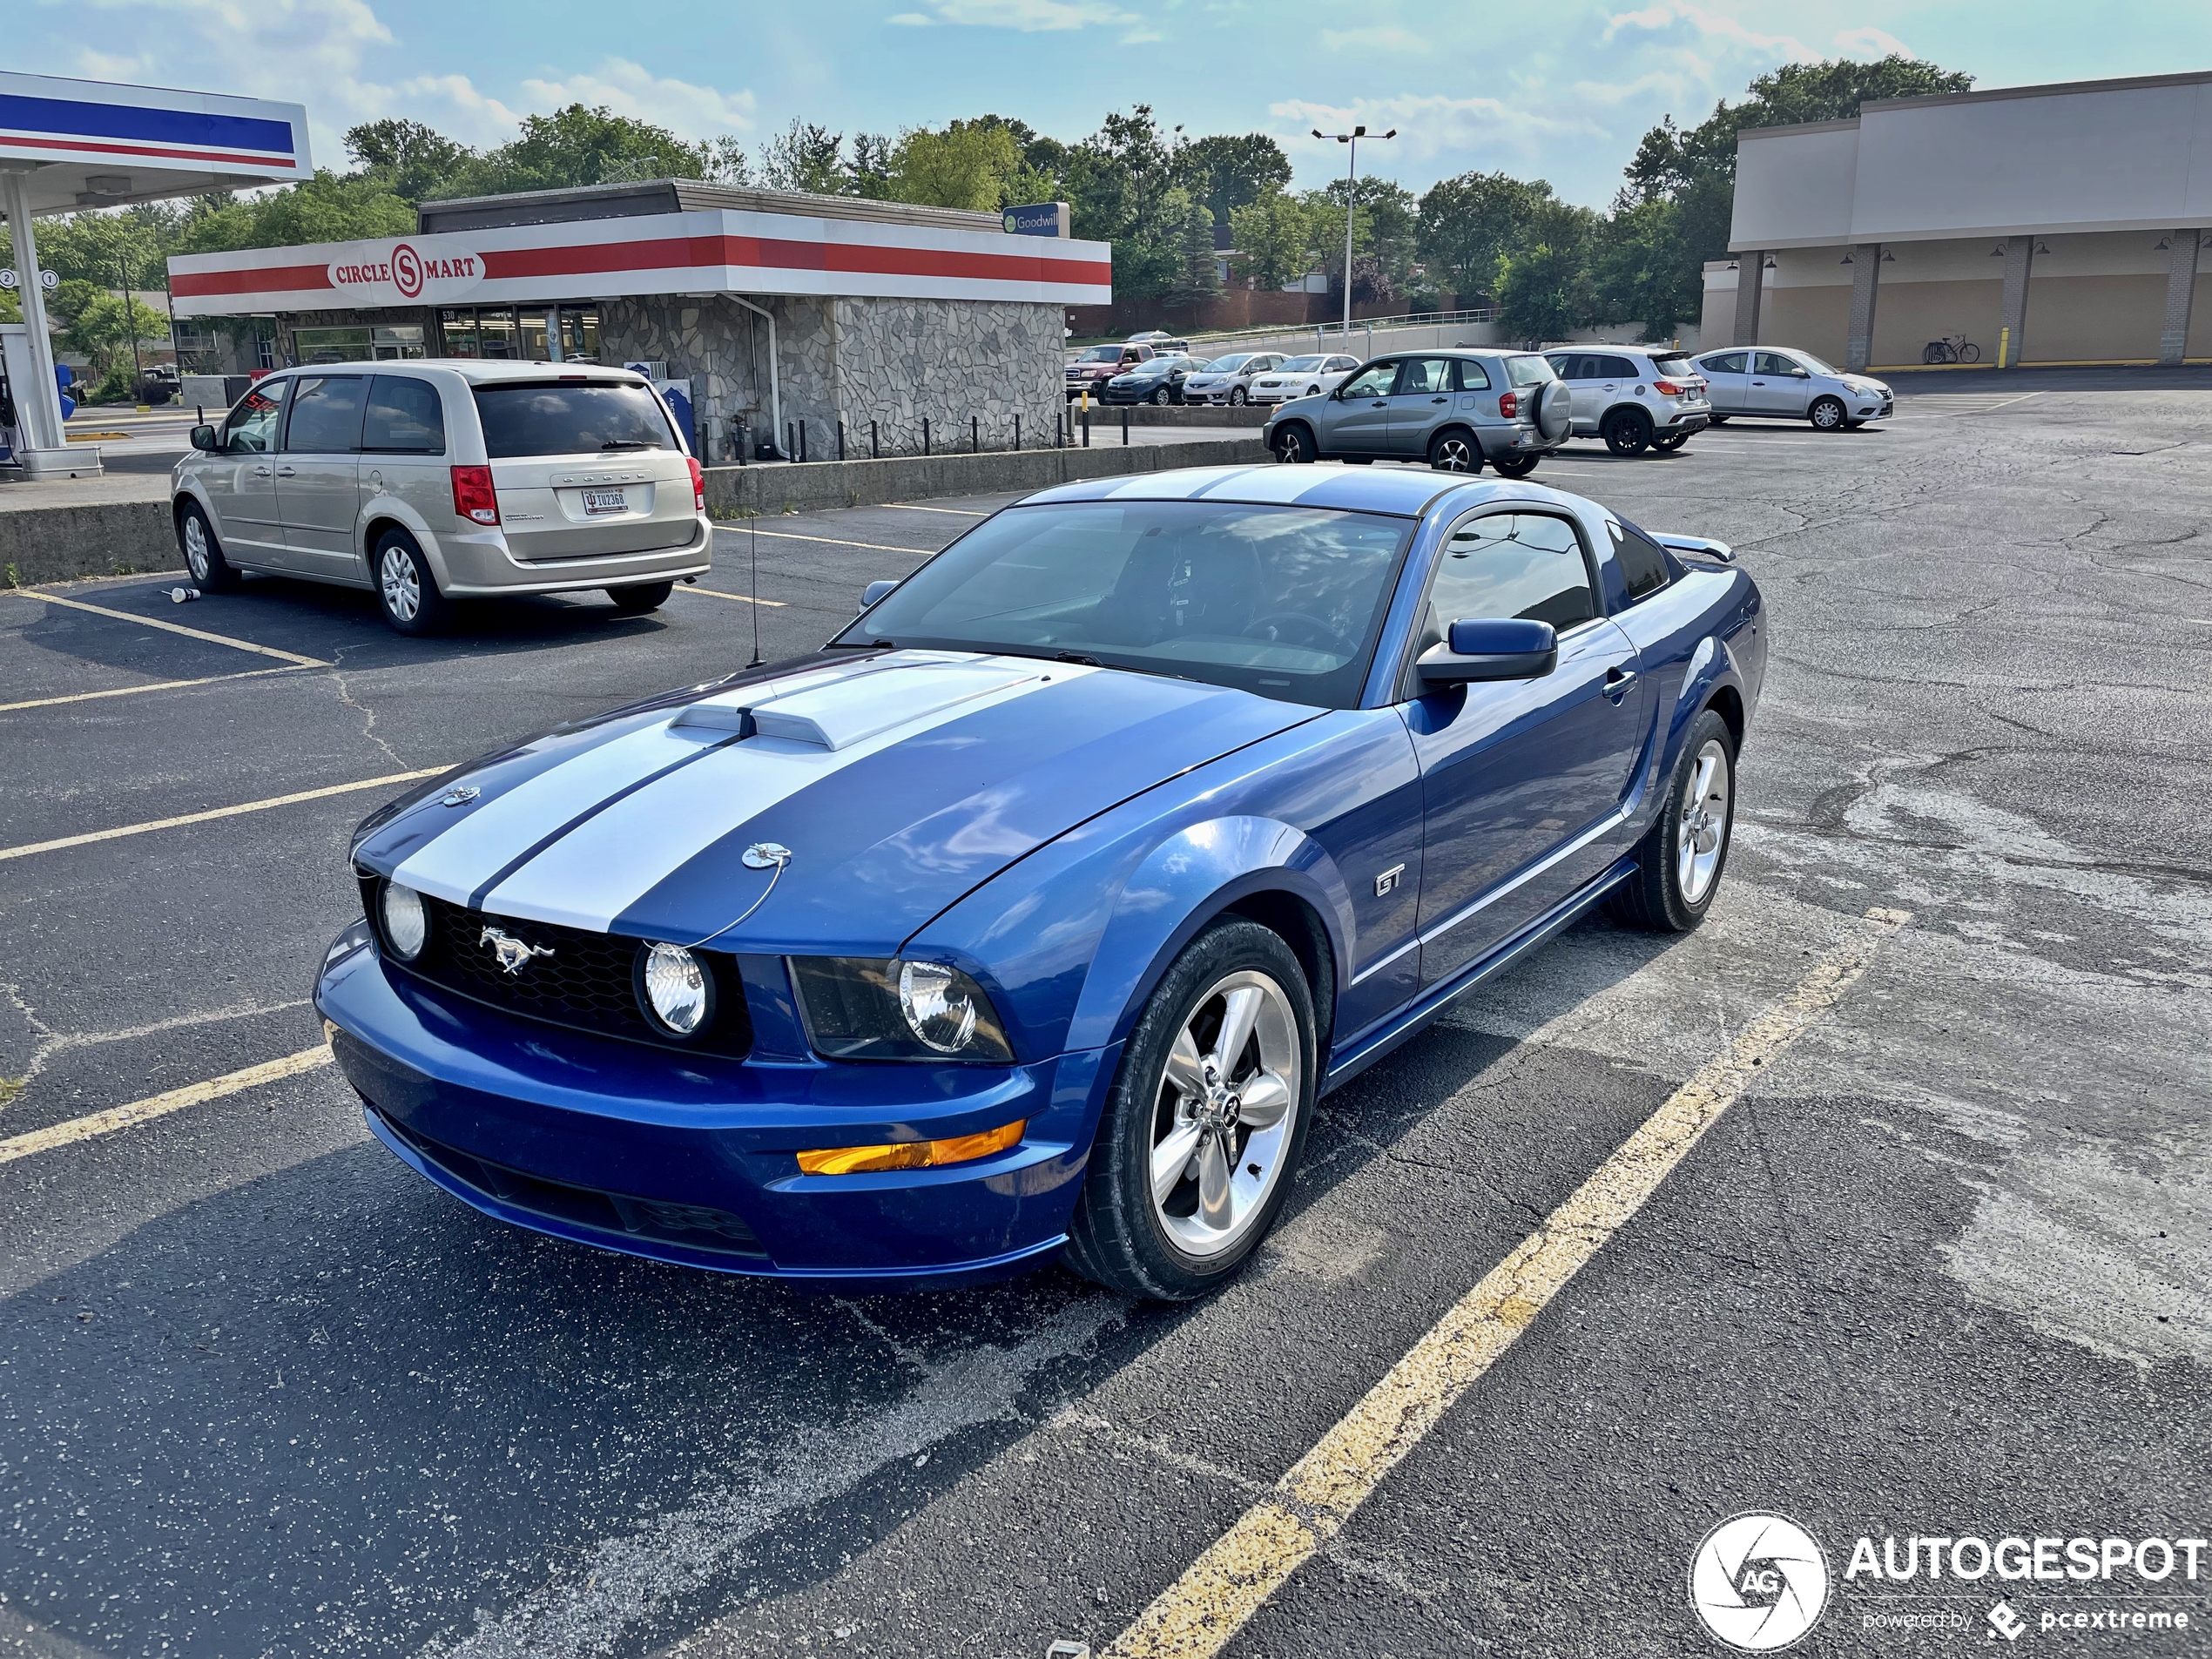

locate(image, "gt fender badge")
(480, 927), (554, 974)
(1374, 864), (1405, 898)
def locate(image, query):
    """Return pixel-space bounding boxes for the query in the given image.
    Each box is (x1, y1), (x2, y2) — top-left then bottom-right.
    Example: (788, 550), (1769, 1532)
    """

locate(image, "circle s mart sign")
(326, 240), (482, 302)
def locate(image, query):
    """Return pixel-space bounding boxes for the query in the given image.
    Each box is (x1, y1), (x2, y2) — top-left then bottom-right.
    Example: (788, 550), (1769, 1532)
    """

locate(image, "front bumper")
(316, 928), (1112, 1291)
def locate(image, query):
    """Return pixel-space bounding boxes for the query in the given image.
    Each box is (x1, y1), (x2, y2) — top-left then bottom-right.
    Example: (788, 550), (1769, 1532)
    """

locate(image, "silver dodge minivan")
(172, 361), (713, 634)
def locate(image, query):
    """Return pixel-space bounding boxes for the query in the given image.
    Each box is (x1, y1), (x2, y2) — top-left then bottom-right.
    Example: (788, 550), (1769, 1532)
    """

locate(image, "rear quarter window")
(1611, 520), (1675, 602)
(473, 382), (675, 459)
(363, 377), (446, 455)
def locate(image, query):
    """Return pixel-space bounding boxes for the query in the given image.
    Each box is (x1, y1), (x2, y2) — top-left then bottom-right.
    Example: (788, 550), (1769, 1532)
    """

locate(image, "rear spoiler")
(1654, 533), (1735, 563)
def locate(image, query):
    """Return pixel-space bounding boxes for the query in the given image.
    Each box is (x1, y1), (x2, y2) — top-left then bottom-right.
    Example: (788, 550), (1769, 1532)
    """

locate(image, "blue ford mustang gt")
(320, 464), (1764, 1299)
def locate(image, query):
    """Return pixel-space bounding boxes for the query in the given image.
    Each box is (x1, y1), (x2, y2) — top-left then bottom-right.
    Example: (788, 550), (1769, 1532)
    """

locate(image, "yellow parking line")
(743, 527), (943, 556)
(0, 1044), (333, 1165)
(675, 585), (786, 607)
(15, 590), (329, 667)
(1107, 907), (1912, 1659)
(0, 766), (447, 864)
(0, 663), (314, 713)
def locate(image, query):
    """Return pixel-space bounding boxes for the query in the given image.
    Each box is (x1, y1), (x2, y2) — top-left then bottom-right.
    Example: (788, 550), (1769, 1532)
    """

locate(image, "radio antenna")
(747, 516), (763, 667)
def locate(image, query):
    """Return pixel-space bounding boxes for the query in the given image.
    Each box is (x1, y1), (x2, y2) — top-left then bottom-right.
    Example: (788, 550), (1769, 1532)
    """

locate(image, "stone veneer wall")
(600, 293), (1063, 462)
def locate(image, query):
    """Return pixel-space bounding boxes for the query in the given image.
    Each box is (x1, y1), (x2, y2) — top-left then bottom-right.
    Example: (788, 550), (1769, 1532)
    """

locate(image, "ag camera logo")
(1689, 1513), (1832, 1650)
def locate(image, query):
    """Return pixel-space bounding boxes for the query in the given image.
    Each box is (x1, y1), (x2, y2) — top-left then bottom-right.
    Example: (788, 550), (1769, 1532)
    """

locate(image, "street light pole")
(1311, 124), (1395, 348)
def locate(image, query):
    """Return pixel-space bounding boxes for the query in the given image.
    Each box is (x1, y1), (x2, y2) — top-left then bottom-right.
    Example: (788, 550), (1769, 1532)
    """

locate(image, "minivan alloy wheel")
(182, 514), (212, 583)
(380, 543), (421, 622)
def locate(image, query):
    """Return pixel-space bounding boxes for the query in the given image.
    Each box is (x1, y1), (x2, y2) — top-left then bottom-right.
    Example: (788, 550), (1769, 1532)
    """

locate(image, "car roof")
(262, 360), (651, 385)
(1017, 464), (1591, 519)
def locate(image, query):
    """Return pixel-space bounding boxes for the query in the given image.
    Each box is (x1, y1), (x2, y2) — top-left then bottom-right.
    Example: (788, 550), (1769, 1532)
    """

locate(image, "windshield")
(833, 501), (1416, 708)
(1505, 355), (1556, 387)
(1792, 350), (1842, 375)
(1278, 355), (1325, 372)
(1202, 354), (1253, 372)
(1077, 347), (1122, 363)
(474, 382), (674, 457)
(1652, 356), (1698, 379)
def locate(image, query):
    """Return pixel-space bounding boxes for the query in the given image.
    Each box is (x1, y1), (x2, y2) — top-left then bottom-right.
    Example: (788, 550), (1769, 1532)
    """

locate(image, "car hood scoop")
(374, 651), (1318, 951)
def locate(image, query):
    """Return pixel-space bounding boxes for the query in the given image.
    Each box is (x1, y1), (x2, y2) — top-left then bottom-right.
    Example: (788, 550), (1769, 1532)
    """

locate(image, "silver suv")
(1542, 347), (1711, 455)
(172, 361), (712, 634)
(1261, 350), (1571, 475)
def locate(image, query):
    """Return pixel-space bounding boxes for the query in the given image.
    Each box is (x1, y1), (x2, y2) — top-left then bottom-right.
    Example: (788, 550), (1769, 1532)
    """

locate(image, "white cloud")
(1832, 24), (1914, 58)
(887, 10), (934, 20)
(1602, 0), (1809, 58)
(1271, 93), (1602, 167)
(894, 0), (1138, 30)
(396, 73), (521, 145)
(1317, 24), (1425, 54)
(516, 58), (757, 140)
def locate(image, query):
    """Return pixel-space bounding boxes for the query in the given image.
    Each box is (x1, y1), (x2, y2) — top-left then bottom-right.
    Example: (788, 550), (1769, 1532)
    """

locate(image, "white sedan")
(1248, 354), (1364, 406)
(1693, 347), (1894, 430)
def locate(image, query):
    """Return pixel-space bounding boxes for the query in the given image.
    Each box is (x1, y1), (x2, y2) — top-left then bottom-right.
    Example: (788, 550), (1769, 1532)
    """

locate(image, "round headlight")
(897, 960), (979, 1054)
(641, 942), (710, 1035)
(381, 881), (428, 961)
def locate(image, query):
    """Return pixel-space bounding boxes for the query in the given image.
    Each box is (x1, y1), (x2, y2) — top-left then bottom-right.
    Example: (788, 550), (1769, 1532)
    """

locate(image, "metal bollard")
(798, 420), (808, 464)
(1122, 407), (1130, 445)
(786, 421), (794, 460)
(837, 420), (846, 462)
(1082, 407), (1090, 447)
(736, 418), (748, 465)
(871, 420), (880, 460)
(1014, 414), (1022, 452)
(922, 417), (931, 455)
(971, 415), (980, 453)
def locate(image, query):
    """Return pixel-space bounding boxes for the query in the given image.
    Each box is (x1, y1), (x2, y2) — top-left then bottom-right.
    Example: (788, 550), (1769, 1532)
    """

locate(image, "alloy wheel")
(1230, 387), (1247, 406)
(1676, 738), (1731, 905)
(1148, 969), (1301, 1258)
(182, 515), (211, 583)
(1433, 435), (1476, 471)
(380, 544), (421, 623)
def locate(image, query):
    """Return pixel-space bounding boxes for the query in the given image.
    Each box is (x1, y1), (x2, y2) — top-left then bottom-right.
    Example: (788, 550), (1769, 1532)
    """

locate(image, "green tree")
(63, 288), (170, 383)
(1323, 175), (1417, 298)
(757, 119), (847, 195)
(1184, 133), (1291, 226)
(1494, 199), (1599, 344)
(344, 118), (472, 202)
(467, 105), (709, 196)
(1590, 197), (1699, 338)
(846, 133), (894, 199)
(1163, 189), (1217, 301)
(1228, 187), (1313, 290)
(1418, 171), (1556, 300)
(888, 120), (1022, 211)
(172, 171), (414, 253)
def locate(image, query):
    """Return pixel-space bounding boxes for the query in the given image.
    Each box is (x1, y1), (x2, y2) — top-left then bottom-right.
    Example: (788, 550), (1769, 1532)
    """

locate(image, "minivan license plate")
(582, 488), (627, 515)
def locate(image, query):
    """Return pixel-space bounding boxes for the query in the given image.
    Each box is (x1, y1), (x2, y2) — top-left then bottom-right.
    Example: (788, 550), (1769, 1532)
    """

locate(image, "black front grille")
(377, 1110), (766, 1258)
(362, 878), (752, 1058)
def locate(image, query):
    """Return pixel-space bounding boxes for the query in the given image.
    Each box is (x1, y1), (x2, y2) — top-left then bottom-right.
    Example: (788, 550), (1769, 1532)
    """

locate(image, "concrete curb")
(1, 500), (182, 588)
(702, 435), (1271, 516)
(1096, 404), (1272, 428)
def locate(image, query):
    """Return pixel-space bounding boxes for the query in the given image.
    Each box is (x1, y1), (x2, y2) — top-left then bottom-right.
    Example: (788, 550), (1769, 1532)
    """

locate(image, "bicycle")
(1922, 334), (1981, 364)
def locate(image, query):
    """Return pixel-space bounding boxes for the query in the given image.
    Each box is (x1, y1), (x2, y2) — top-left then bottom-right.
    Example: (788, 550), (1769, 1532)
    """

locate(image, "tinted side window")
(1453, 358), (1492, 392)
(222, 385), (285, 454)
(1426, 512), (1597, 644)
(1544, 352), (1575, 378)
(1611, 521), (1673, 602)
(1703, 352), (1747, 374)
(1755, 351), (1799, 376)
(1597, 354), (1638, 380)
(284, 375), (367, 453)
(362, 377), (446, 455)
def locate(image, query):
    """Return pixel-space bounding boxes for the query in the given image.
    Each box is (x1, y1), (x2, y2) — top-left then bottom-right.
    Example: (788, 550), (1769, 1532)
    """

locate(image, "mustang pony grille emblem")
(480, 926), (555, 974)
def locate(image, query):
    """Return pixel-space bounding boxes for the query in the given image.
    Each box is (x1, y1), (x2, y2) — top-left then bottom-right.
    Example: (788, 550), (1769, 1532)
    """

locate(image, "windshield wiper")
(1054, 651), (1102, 666)
(599, 440), (652, 451)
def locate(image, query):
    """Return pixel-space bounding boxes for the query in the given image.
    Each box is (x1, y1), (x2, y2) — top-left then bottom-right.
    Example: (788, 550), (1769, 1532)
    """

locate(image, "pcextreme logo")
(1689, 1513), (1833, 1651)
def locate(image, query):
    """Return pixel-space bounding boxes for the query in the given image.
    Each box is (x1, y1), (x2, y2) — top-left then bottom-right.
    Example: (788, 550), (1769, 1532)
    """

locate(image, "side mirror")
(1418, 618), (1559, 685)
(861, 579), (897, 611)
(191, 423), (219, 452)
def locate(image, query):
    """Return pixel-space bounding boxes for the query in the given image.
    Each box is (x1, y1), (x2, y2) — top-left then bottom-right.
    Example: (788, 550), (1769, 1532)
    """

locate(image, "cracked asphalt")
(1, 370), (2207, 1659)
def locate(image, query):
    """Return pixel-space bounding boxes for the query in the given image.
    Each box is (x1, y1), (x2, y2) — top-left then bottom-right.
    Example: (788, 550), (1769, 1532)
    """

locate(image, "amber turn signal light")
(795, 1118), (1025, 1177)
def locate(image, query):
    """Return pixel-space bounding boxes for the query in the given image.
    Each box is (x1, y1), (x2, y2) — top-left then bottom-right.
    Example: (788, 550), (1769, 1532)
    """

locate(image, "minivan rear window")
(473, 381), (675, 459)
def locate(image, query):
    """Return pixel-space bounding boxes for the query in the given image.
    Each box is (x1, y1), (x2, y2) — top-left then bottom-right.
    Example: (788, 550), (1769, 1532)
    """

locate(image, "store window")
(440, 309), (479, 359)
(435, 306), (601, 363)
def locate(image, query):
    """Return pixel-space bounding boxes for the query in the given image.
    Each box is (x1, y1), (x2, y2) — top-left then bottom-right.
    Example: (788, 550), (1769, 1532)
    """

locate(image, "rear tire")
(1809, 396), (1847, 432)
(373, 529), (454, 637)
(1602, 408), (1654, 455)
(1491, 453), (1541, 478)
(1609, 708), (1736, 933)
(1064, 919), (1318, 1300)
(1651, 432), (1689, 452)
(1271, 424), (1314, 464)
(176, 500), (240, 593)
(608, 580), (674, 614)
(1427, 428), (1482, 472)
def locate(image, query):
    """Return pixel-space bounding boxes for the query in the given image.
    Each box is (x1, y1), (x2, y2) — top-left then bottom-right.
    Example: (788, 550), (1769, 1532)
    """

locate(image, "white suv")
(1541, 348), (1712, 455)
(172, 361), (712, 634)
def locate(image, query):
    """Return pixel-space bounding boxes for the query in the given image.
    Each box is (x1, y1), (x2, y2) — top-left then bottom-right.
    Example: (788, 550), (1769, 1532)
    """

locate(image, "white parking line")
(1107, 907), (1912, 1659)
(0, 663), (314, 713)
(0, 1043), (333, 1165)
(13, 590), (329, 666)
(0, 766), (446, 864)
(741, 527), (946, 556)
(675, 585), (786, 608)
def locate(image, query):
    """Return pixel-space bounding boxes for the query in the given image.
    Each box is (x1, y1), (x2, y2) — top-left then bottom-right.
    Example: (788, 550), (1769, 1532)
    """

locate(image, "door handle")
(251, 465), (271, 476)
(1371, 400), (1388, 408)
(1431, 395), (1449, 404)
(1603, 667), (1638, 701)
(275, 465), (296, 476)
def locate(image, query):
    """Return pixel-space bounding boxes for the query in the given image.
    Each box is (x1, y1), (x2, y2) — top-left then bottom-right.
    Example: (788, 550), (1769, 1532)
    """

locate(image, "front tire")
(1065, 920), (1318, 1300)
(176, 501), (240, 592)
(1229, 386), (1248, 406)
(1610, 708), (1736, 933)
(1150, 387), (1170, 406)
(1427, 428), (1482, 472)
(607, 580), (674, 613)
(374, 529), (454, 637)
(1809, 395), (1847, 431)
(1271, 424), (1314, 464)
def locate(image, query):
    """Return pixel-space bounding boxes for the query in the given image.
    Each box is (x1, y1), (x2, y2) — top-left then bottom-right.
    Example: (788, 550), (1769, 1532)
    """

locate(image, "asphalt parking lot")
(2, 369), (2208, 1659)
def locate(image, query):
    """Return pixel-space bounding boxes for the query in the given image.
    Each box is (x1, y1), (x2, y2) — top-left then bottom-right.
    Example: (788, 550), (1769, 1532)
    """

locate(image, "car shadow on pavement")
(0, 915), (1679, 1659)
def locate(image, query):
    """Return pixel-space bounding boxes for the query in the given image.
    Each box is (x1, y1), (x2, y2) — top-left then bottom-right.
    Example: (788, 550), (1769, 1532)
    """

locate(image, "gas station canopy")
(1, 71), (309, 476)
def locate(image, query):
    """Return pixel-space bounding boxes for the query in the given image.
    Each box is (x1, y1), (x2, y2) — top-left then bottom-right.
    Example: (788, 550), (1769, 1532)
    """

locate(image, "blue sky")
(20, 0), (2212, 207)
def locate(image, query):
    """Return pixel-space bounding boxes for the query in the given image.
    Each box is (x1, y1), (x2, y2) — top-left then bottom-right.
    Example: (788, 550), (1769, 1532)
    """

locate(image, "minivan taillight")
(450, 465), (499, 526)
(687, 455), (705, 512)
(1498, 391), (1520, 419)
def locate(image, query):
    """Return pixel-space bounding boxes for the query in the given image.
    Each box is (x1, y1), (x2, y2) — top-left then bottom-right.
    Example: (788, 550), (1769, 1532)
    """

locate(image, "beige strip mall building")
(1701, 70), (2212, 370)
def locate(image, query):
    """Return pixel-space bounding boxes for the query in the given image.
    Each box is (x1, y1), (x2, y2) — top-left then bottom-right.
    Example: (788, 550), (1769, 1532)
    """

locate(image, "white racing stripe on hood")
(480, 657), (1096, 933)
(390, 656), (907, 907)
